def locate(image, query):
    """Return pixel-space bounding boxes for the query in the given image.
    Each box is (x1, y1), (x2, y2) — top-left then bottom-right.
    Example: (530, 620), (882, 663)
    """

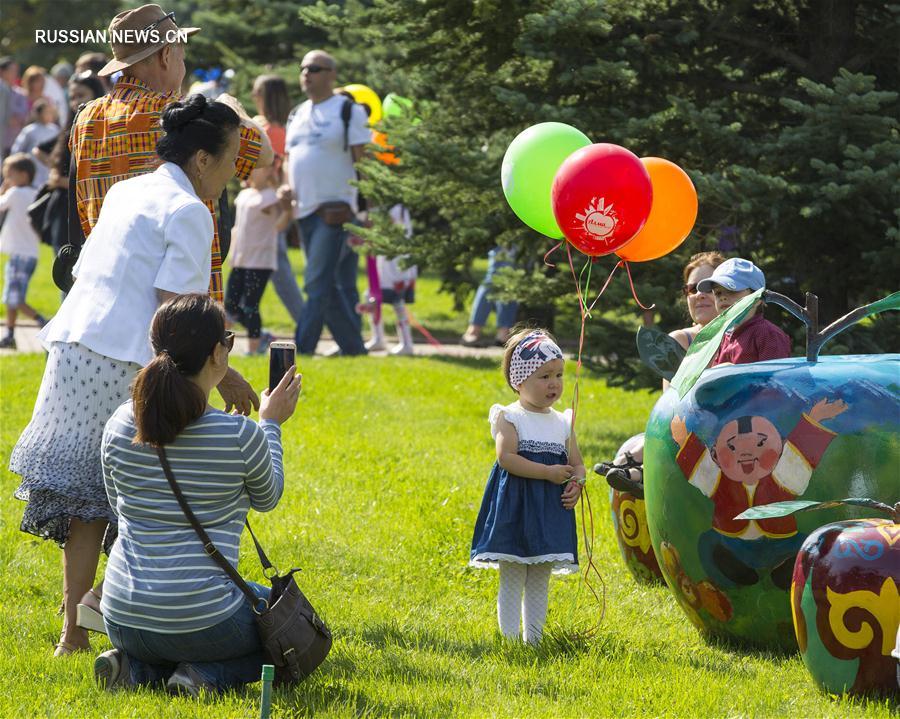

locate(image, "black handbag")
(157, 447), (332, 685)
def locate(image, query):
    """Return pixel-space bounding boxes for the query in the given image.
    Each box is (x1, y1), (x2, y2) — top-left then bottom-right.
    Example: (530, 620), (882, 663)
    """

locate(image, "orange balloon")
(372, 130), (399, 165)
(616, 157), (698, 262)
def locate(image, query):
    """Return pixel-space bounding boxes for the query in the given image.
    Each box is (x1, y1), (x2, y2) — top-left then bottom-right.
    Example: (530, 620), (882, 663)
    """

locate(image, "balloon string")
(564, 242), (605, 633)
(579, 485), (607, 630)
(578, 257), (593, 317)
(586, 260), (624, 315)
(544, 240), (564, 269)
(622, 260), (656, 311)
(565, 243), (585, 433)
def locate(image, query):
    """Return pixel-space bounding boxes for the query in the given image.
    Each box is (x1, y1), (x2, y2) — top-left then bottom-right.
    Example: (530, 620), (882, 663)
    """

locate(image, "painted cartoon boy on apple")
(671, 398), (848, 590)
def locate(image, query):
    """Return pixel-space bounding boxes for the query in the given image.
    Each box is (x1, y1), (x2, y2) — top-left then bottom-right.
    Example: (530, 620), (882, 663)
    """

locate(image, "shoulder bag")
(157, 446), (332, 685)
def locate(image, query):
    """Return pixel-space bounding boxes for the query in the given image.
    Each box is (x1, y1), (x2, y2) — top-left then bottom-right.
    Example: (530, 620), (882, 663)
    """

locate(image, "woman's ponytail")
(131, 294), (226, 447)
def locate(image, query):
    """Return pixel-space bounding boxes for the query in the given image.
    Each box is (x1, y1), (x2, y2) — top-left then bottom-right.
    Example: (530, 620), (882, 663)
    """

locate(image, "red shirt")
(713, 312), (791, 365)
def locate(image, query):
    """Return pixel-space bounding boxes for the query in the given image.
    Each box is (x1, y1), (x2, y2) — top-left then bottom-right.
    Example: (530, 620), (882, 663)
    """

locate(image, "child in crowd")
(0, 154), (48, 349)
(470, 328), (585, 644)
(10, 98), (60, 187)
(697, 257), (791, 365)
(225, 165), (293, 354)
(363, 204), (417, 355)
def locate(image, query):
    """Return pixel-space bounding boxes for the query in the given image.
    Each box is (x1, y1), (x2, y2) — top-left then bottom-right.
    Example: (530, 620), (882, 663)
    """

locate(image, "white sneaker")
(365, 338), (387, 351)
(389, 344), (414, 356)
(94, 649), (131, 691)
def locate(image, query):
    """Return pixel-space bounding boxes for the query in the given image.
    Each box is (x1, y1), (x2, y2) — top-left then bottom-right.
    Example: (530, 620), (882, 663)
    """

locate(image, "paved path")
(0, 321), (505, 360)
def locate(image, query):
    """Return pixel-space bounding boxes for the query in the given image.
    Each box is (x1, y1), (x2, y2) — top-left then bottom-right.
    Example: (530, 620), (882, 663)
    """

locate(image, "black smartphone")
(269, 341), (296, 392)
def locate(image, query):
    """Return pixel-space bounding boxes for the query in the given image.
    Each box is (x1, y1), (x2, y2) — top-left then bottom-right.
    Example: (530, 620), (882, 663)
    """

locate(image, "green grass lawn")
(0, 353), (895, 718)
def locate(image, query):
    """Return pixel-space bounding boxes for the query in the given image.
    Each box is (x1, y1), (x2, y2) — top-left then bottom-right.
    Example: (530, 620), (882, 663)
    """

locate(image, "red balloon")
(551, 143), (653, 256)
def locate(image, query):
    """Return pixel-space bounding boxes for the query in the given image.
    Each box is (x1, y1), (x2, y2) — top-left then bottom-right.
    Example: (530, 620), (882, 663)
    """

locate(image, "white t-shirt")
(285, 94), (371, 219)
(10, 121), (59, 187)
(0, 185), (40, 258)
(230, 187), (280, 270)
(40, 163), (213, 365)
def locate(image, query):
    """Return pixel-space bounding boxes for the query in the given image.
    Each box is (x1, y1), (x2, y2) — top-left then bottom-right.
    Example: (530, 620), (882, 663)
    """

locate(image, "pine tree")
(293, 0), (898, 383)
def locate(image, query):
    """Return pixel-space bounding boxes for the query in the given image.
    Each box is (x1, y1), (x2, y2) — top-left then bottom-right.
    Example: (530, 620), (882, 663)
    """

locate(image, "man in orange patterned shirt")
(68, 4), (272, 414)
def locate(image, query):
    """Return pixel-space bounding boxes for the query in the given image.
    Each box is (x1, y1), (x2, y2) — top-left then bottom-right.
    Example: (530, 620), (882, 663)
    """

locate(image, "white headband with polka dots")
(509, 332), (563, 389)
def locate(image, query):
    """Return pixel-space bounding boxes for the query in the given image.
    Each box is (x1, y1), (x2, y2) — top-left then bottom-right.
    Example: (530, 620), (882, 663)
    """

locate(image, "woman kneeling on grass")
(94, 293), (300, 696)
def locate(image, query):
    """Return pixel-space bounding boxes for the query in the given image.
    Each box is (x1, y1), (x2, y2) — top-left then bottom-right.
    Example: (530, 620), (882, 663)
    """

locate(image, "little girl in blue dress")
(470, 328), (586, 643)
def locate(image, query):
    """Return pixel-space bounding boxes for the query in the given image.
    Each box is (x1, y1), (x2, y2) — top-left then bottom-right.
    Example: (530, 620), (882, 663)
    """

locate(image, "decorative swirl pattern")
(826, 578), (899, 654)
(618, 497), (651, 553)
(836, 537), (884, 561)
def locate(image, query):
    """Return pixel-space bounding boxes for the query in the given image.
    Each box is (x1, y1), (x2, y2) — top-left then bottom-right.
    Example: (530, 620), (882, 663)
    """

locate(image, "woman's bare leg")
(58, 518), (107, 653)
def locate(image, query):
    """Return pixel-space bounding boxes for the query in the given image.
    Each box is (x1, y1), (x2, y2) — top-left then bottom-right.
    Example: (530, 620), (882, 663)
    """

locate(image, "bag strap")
(156, 446), (262, 607)
(217, 187), (232, 261)
(244, 518), (276, 573)
(67, 103), (87, 250)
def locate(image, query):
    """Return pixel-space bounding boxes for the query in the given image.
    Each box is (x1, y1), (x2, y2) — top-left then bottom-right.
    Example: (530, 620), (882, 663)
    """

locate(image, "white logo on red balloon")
(574, 197), (618, 240)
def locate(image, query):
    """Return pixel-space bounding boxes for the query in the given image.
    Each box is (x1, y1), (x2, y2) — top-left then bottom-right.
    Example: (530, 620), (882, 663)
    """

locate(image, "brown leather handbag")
(157, 447), (332, 685)
(316, 201), (355, 226)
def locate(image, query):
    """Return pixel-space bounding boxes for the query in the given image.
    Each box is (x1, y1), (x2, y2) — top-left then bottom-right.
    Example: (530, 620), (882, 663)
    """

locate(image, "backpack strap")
(340, 97), (353, 152)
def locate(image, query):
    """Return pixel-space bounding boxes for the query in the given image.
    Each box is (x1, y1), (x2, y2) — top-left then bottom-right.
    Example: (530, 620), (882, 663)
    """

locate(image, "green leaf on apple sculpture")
(669, 288), (764, 398)
(737, 498), (896, 521)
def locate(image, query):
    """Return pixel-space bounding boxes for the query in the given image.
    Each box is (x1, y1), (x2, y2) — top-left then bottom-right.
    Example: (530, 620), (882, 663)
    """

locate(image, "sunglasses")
(300, 64), (331, 74)
(142, 10), (175, 33)
(222, 330), (235, 352)
(682, 282), (715, 296)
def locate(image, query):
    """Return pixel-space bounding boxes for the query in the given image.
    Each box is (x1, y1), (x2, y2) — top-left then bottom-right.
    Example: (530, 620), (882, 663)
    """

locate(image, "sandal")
(76, 588), (106, 634)
(54, 640), (90, 657)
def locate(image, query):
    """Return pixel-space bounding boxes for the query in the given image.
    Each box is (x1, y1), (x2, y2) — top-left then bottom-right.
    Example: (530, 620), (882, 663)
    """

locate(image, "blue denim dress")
(470, 402), (578, 574)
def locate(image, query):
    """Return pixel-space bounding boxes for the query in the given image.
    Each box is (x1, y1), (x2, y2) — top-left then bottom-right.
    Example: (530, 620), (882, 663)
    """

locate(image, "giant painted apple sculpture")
(642, 292), (899, 650)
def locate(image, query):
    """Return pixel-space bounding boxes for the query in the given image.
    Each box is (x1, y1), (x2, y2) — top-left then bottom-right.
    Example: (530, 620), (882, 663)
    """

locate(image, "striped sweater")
(100, 401), (284, 633)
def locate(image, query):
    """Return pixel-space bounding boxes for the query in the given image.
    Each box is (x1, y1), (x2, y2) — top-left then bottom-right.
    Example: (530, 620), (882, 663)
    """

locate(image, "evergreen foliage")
(297, 0), (898, 384)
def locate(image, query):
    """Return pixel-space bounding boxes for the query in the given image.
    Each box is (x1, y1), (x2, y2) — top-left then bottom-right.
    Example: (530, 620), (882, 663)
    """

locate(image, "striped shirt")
(69, 76), (262, 302)
(100, 402), (284, 633)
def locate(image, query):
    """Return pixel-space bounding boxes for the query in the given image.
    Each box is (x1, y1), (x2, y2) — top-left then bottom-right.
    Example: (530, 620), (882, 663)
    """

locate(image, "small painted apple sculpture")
(599, 434), (664, 584)
(609, 488), (664, 584)
(756, 499), (898, 696)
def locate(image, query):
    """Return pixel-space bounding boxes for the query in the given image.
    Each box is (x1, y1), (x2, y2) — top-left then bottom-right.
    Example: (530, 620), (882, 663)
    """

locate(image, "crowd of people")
(0, 1), (804, 699)
(0, 32), (525, 360)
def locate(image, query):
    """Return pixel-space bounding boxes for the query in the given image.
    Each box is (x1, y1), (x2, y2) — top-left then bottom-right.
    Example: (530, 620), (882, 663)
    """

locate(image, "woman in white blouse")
(10, 94), (244, 656)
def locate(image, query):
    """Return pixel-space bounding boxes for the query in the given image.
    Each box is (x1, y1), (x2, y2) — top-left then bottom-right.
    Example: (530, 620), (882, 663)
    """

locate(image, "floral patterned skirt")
(10, 342), (140, 551)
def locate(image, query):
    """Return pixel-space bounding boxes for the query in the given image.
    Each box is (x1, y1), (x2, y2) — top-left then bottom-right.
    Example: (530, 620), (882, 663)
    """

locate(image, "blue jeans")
(270, 230), (305, 325)
(337, 238), (362, 333)
(105, 582), (269, 691)
(469, 247), (518, 329)
(295, 214), (366, 355)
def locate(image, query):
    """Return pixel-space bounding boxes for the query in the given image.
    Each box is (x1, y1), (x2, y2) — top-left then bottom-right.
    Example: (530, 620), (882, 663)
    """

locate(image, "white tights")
(367, 301), (414, 352)
(497, 561), (551, 644)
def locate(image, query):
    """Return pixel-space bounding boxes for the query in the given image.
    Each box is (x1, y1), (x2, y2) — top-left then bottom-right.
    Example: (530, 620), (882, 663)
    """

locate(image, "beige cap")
(98, 4), (199, 77)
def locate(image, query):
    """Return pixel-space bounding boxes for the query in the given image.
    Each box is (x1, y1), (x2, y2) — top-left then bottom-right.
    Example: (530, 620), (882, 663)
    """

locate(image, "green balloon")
(383, 93), (413, 118)
(501, 122), (591, 238)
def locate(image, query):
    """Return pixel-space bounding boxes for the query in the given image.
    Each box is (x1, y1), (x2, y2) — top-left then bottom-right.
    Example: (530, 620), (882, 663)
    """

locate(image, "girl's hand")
(546, 464), (575, 485)
(561, 480), (583, 510)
